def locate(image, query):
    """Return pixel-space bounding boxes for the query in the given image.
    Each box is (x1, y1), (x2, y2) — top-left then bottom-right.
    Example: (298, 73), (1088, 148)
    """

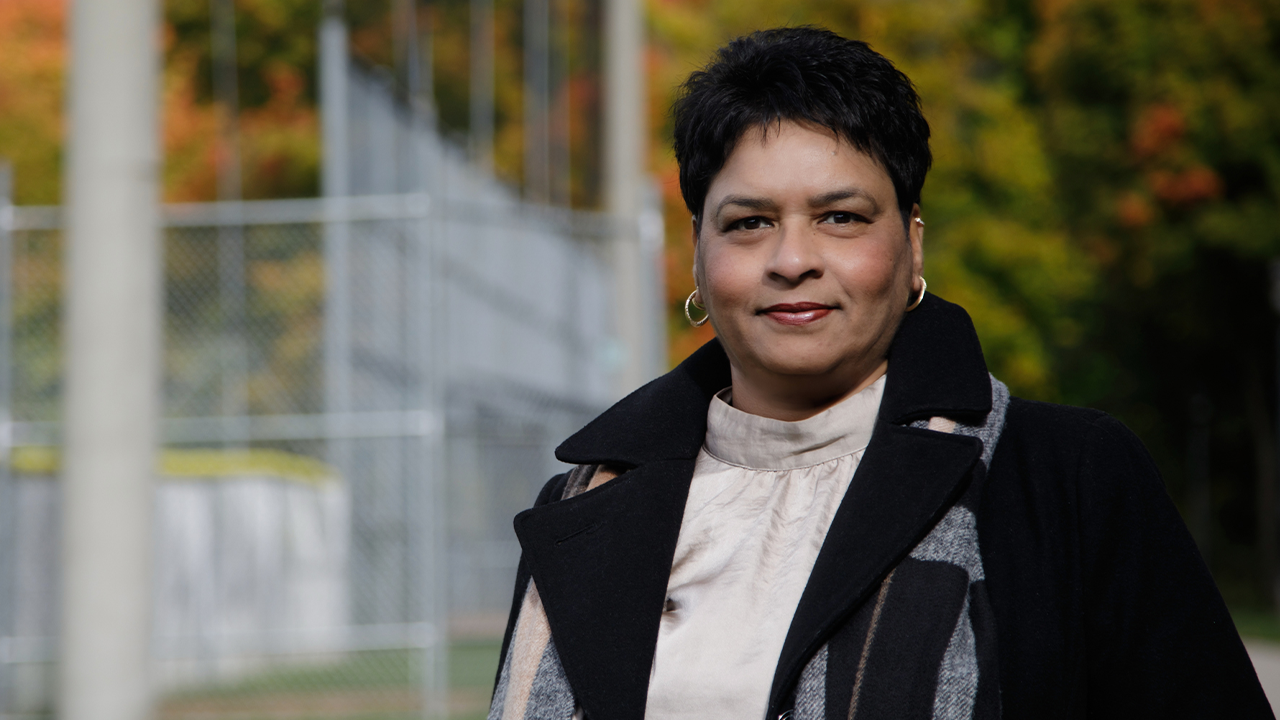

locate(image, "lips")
(760, 302), (834, 326)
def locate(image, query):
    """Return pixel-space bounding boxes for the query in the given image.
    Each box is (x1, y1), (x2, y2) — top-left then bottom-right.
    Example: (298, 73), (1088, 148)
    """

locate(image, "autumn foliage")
(3, 0), (1280, 605)
(0, 0), (321, 205)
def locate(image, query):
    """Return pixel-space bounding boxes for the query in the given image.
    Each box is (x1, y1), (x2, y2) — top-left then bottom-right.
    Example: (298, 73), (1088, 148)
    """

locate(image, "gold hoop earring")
(906, 277), (927, 312)
(685, 289), (709, 327)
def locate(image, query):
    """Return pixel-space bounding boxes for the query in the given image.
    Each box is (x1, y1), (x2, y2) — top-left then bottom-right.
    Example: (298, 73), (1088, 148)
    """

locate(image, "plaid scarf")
(490, 376), (1010, 720)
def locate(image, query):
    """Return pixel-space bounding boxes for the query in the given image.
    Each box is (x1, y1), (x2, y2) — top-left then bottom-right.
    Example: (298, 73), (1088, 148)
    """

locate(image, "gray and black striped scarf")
(489, 376), (1010, 720)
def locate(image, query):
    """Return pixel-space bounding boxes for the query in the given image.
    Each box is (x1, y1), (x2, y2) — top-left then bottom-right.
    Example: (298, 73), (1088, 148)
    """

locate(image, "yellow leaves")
(231, 249), (324, 414)
(163, 52), (221, 202)
(0, 0), (65, 204)
(1116, 192), (1156, 229)
(1131, 104), (1187, 161)
(927, 217), (1094, 399)
(650, 0), (1097, 399)
(238, 64), (319, 199)
(250, 251), (324, 313)
(163, 47), (319, 202)
(1148, 165), (1223, 207)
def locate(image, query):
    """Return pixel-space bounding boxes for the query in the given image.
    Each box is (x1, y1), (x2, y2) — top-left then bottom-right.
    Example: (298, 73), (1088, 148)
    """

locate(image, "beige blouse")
(643, 374), (886, 720)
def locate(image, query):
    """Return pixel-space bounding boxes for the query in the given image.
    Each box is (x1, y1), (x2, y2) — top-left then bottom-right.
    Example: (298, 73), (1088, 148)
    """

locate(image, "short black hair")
(673, 27), (931, 225)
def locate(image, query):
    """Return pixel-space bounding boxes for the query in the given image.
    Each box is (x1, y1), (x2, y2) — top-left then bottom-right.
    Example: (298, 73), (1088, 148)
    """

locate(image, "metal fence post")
(320, 0), (354, 495)
(211, 0), (249, 446)
(61, 0), (163, 718)
(0, 160), (15, 717)
(603, 0), (653, 395)
(524, 0), (550, 203)
(415, 122), (448, 720)
(469, 0), (495, 174)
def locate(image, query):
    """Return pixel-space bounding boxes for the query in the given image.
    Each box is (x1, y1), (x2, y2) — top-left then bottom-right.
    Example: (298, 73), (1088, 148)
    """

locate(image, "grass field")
(1234, 610), (1280, 645)
(159, 641), (503, 720)
(138, 612), (1280, 718)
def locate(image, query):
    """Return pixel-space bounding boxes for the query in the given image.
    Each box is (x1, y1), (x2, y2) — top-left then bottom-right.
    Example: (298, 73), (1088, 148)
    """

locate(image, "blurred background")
(1, 0), (1280, 718)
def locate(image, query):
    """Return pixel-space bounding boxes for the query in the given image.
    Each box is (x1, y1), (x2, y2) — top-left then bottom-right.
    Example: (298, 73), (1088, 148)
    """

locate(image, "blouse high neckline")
(703, 374), (886, 471)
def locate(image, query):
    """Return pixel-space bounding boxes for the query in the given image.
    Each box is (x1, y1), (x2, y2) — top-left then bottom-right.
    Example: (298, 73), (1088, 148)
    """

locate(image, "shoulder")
(982, 395), (1175, 573)
(1001, 396), (1125, 443)
(994, 397), (1154, 479)
(984, 397), (1268, 715)
(988, 396), (1171, 538)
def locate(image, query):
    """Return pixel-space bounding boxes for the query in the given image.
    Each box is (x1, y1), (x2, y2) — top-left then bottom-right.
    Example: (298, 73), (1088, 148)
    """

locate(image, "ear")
(909, 204), (924, 285)
(690, 216), (703, 284)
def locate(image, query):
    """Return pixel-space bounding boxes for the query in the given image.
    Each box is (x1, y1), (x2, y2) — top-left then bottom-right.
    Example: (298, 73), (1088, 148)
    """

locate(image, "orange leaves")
(238, 64), (319, 199)
(1122, 104), (1222, 220)
(162, 53), (220, 202)
(0, 0), (322, 204)
(1112, 164), (1225, 229)
(1148, 166), (1223, 206)
(1131, 104), (1187, 161)
(163, 53), (318, 202)
(1116, 192), (1156, 229)
(0, 0), (66, 203)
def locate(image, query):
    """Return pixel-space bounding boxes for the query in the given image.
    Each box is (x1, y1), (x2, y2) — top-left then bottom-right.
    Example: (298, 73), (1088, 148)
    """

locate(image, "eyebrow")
(809, 188), (881, 214)
(712, 188), (882, 221)
(713, 195), (778, 219)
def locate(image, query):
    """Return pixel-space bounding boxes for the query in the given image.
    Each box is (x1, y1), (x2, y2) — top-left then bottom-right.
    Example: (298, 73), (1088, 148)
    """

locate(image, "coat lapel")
(766, 296), (994, 714)
(514, 458), (695, 720)
(511, 340), (733, 720)
(512, 295), (995, 718)
(766, 422), (983, 716)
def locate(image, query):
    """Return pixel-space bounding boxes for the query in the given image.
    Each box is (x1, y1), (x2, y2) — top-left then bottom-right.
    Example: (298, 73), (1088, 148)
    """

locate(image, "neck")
(728, 358), (888, 421)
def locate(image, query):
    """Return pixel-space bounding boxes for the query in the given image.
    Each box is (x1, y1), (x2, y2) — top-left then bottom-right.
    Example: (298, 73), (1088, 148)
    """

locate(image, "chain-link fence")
(0, 188), (624, 719)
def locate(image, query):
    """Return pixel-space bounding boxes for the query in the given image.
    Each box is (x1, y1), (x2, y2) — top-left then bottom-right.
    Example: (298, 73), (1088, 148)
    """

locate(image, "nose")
(766, 221), (823, 285)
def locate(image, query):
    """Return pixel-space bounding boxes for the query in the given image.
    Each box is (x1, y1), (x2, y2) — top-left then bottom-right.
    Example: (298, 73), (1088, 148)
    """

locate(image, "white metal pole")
(603, 0), (651, 394)
(210, 0), (249, 446)
(469, 0), (495, 174)
(60, 1), (162, 720)
(320, 0), (353, 446)
(524, 0), (550, 203)
(0, 161), (15, 716)
(397, 5), (450, 715)
(210, 0), (242, 204)
(321, 0), (350, 201)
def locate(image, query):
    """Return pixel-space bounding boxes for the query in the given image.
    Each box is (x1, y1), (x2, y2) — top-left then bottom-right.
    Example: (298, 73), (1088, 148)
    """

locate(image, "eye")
(726, 216), (772, 232)
(822, 211), (864, 225)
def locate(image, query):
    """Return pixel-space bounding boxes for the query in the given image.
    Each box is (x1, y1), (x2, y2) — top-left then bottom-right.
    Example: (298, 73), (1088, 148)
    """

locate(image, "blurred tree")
(648, 0), (1280, 609)
(165, 0), (322, 200)
(1021, 0), (1280, 606)
(0, 0), (65, 205)
(2, 0), (1278, 608)
(648, 0), (1095, 402)
(0, 0), (322, 203)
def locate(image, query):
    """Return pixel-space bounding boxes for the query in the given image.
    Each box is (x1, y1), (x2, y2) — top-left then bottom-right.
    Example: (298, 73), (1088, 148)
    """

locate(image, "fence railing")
(0, 191), (620, 719)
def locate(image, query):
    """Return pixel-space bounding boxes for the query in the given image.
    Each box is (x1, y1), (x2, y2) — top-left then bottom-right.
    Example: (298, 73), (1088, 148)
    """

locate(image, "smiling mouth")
(760, 302), (835, 326)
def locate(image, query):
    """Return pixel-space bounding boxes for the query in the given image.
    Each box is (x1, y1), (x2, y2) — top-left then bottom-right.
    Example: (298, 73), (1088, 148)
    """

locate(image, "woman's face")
(694, 120), (923, 418)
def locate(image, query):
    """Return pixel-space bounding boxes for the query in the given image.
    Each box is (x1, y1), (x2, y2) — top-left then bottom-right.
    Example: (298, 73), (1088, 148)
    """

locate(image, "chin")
(755, 351), (851, 380)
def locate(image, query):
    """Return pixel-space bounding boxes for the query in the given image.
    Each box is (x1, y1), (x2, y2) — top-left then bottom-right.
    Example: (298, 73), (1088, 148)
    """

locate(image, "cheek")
(698, 245), (748, 305)
(841, 247), (908, 299)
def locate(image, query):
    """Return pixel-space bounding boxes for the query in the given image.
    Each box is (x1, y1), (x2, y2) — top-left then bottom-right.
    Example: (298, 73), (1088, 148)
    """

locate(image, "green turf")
(1232, 609), (1280, 644)
(160, 641), (503, 719)
(450, 640), (502, 690)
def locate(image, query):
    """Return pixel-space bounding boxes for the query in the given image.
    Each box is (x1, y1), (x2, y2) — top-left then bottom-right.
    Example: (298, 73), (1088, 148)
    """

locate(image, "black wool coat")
(496, 294), (1273, 720)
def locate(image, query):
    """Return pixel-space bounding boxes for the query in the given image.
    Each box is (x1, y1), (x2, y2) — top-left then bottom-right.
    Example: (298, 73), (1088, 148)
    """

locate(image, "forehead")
(705, 121), (896, 212)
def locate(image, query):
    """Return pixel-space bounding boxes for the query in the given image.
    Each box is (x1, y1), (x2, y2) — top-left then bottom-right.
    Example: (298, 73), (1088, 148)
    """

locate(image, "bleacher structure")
(0, 29), (663, 720)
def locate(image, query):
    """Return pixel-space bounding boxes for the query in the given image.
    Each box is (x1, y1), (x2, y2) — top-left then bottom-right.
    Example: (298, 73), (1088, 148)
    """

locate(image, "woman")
(488, 28), (1271, 720)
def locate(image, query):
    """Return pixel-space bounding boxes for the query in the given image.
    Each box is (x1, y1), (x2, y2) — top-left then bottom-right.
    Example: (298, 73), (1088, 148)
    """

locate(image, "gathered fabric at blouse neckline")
(703, 374), (886, 472)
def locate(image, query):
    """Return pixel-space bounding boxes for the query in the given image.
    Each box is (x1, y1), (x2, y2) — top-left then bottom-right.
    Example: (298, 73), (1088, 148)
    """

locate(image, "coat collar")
(520, 295), (992, 719)
(555, 294), (991, 466)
